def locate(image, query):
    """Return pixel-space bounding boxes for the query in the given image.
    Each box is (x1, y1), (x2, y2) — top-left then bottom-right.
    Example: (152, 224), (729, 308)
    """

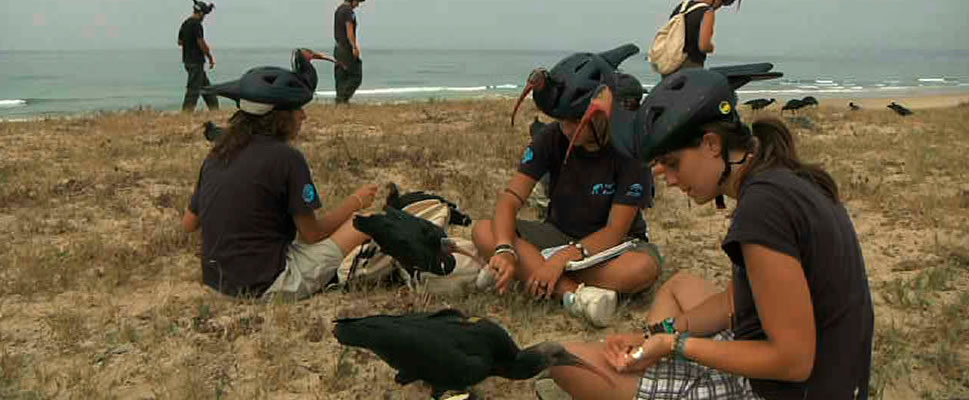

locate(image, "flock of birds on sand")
(743, 96), (914, 116)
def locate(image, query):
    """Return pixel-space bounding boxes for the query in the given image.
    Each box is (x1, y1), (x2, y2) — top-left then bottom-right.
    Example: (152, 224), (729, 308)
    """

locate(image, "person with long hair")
(181, 49), (378, 299)
(538, 68), (873, 399)
(472, 45), (663, 328)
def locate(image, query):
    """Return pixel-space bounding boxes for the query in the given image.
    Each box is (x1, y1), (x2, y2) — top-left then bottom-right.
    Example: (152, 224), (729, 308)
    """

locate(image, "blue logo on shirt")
(591, 183), (616, 196)
(302, 184), (317, 204)
(521, 147), (534, 164)
(626, 183), (644, 198)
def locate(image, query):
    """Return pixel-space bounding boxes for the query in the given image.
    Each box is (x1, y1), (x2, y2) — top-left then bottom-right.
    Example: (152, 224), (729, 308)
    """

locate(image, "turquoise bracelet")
(674, 332), (691, 360)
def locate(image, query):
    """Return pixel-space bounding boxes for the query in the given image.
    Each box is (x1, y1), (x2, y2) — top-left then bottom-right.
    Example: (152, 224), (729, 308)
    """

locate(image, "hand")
(489, 252), (518, 294)
(526, 258), (566, 299)
(604, 333), (673, 373)
(352, 184), (379, 210)
(208, 57), (216, 70)
(352, 46), (361, 60)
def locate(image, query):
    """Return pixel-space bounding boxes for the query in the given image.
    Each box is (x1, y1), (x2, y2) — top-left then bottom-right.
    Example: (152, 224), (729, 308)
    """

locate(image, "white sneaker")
(474, 266), (497, 290)
(562, 284), (617, 328)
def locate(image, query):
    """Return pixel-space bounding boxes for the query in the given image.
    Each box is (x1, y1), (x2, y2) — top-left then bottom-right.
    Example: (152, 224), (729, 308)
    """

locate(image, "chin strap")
(715, 146), (750, 210)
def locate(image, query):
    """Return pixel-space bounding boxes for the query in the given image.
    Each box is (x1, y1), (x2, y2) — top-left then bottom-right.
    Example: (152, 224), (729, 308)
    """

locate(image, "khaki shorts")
(262, 239), (344, 301)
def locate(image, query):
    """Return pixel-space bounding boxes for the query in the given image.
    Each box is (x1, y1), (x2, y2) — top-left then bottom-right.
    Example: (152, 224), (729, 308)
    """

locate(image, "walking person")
(333, 0), (365, 104)
(178, 0), (219, 112)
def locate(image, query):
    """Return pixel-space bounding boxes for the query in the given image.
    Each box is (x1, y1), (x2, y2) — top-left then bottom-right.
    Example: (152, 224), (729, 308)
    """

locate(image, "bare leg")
(548, 341), (641, 400)
(327, 218), (371, 255)
(472, 219), (580, 297)
(645, 272), (720, 324)
(568, 250), (660, 294)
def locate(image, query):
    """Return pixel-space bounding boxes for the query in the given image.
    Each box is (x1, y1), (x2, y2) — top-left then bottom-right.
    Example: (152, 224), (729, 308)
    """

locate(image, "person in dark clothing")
(178, 1), (219, 112)
(182, 49), (379, 299)
(673, 0), (740, 71)
(543, 69), (873, 400)
(333, 0), (365, 104)
(473, 45), (663, 328)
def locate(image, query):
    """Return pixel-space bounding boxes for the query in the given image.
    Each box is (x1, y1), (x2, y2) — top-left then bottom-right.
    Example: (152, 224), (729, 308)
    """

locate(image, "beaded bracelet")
(674, 332), (691, 360)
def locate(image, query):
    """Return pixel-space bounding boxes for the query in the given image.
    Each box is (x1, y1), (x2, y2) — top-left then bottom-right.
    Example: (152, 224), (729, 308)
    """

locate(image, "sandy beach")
(1, 93), (967, 399)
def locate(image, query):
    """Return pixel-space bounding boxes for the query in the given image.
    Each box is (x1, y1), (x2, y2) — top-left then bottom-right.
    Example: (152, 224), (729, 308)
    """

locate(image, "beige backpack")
(336, 199), (484, 295)
(648, 0), (709, 75)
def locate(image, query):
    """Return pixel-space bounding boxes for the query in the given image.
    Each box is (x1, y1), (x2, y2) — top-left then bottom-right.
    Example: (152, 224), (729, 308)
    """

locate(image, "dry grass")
(0, 99), (967, 399)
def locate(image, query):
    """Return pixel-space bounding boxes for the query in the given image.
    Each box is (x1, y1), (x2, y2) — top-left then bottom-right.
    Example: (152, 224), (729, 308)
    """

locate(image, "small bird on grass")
(849, 102), (862, 111)
(782, 99), (808, 114)
(887, 101), (913, 116)
(743, 98), (776, 110)
(801, 96), (819, 107)
(334, 309), (614, 399)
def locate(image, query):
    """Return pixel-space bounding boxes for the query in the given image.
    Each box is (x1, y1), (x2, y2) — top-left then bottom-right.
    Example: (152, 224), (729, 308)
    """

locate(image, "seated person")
(541, 69), (873, 399)
(181, 49), (378, 299)
(472, 45), (662, 328)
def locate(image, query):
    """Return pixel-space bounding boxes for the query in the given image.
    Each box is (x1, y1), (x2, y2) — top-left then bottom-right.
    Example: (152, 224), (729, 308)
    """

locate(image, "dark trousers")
(333, 46), (363, 104)
(183, 63), (219, 112)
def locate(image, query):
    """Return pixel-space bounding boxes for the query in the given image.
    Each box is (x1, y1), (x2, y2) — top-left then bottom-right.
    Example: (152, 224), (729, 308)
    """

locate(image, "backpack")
(648, 0), (709, 75)
(336, 199), (484, 295)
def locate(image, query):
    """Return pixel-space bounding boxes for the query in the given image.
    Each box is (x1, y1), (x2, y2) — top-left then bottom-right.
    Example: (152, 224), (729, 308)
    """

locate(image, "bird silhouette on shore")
(744, 98), (775, 110)
(887, 101), (913, 116)
(801, 96), (819, 107)
(334, 309), (614, 399)
(849, 102), (862, 111)
(782, 99), (808, 114)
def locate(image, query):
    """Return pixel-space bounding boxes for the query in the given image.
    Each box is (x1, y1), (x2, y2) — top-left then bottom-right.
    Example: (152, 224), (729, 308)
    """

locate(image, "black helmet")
(203, 49), (319, 113)
(612, 68), (740, 163)
(511, 44), (639, 125)
(192, 0), (215, 14)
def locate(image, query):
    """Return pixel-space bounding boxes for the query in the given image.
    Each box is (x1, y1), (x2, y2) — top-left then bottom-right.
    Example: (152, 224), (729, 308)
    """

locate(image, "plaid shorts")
(637, 331), (764, 400)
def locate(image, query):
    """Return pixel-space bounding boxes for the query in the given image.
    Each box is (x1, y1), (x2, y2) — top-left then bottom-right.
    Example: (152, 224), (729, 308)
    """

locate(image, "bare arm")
(293, 184), (377, 243)
(182, 208), (200, 232)
(682, 244), (816, 381)
(346, 21), (360, 59)
(699, 9), (716, 53)
(494, 172), (537, 247)
(197, 37), (215, 67)
(662, 289), (732, 337)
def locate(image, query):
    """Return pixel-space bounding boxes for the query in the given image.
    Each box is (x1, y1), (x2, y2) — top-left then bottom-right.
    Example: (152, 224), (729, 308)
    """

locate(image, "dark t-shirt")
(178, 17), (205, 64)
(334, 3), (357, 50)
(670, 1), (709, 66)
(189, 136), (323, 296)
(722, 168), (873, 399)
(517, 122), (649, 239)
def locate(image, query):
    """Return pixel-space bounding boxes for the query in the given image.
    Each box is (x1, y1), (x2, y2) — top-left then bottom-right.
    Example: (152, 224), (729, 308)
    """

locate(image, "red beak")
(564, 85), (614, 163)
(511, 68), (547, 126)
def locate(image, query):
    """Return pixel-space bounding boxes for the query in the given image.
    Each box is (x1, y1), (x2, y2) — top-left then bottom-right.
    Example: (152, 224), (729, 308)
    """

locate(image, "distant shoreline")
(2, 89), (967, 123)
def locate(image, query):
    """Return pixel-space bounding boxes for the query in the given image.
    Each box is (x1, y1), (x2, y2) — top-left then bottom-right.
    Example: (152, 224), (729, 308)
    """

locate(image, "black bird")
(743, 98), (775, 110)
(782, 99), (807, 114)
(849, 102), (862, 111)
(353, 207), (471, 276)
(334, 309), (614, 399)
(384, 183), (472, 227)
(801, 96), (819, 107)
(887, 101), (913, 116)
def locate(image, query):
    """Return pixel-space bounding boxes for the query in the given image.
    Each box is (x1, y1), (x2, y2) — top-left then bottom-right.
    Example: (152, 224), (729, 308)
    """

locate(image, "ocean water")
(1, 47), (968, 118)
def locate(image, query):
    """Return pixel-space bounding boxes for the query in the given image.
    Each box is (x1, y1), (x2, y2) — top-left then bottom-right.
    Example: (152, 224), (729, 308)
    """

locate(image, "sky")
(2, 0), (968, 55)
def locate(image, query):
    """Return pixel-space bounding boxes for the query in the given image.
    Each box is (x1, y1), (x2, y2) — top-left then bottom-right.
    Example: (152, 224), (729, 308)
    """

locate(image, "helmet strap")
(715, 143), (749, 209)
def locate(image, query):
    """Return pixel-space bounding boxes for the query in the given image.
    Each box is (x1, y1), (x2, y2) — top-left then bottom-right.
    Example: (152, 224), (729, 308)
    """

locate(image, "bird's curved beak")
(527, 342), (616, 386)
(511, 68), (548, 126)
(441, 238), (486, 266)
(565, 84), (613, 164)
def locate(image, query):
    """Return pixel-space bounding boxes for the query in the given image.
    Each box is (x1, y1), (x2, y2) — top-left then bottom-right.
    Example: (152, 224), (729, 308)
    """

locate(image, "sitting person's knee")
(616, 253), (660, 293)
